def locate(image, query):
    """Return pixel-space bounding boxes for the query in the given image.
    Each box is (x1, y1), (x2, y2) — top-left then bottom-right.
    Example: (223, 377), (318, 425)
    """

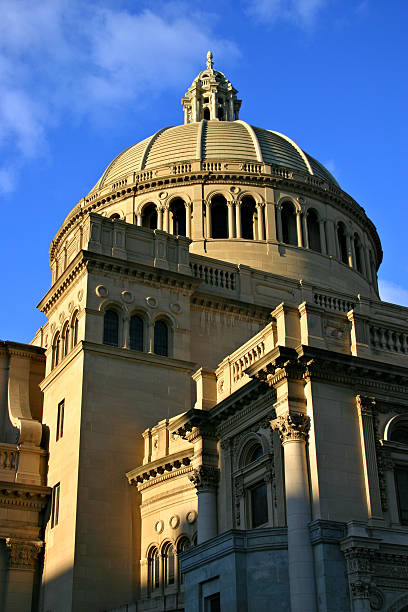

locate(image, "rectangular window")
(250, 482), (268, 528)
(395, 468), (408, 525)
(51, 483), (60, 528)
(205, 593), (221, 612)
(56, 399), (64, 441)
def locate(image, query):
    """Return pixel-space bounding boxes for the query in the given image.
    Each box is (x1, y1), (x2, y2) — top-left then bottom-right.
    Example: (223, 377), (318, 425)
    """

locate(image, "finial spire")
(206, 50), (214, 70)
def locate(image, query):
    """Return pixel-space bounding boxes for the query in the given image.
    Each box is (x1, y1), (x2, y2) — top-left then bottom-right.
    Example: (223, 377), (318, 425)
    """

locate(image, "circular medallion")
(121, 290), (133, 303)
(170, 303), (181, 314)
(95, 285), (108, 298)
(169, 515), (180, 529)
(146, 296), (158, 309)
(186, 510), (197, 524)
(155, 520), (164, 534)
(159, 191), (168, 199)
(230, 186), (240, 194)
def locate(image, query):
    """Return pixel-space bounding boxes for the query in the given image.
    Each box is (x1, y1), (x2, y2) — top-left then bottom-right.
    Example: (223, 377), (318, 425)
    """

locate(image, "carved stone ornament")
(271, 412), (310, 444)
(356, 394), (376, 417)
(95, 284), (108, 298)
(369, 588), (384, 611)
(188, 465), (219, 490)
(350, 581), (371, 599)
(6, 538), (43, 570)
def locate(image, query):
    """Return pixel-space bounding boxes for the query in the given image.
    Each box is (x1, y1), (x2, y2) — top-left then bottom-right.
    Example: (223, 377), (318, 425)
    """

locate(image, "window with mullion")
(129, 315), (144, 351)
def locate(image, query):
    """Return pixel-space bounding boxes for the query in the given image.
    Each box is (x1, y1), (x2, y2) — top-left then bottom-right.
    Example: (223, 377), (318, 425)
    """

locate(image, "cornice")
(37, 252), (86, 314)
(191, 292), (271, 322)
(50, 164), (382, 268)
(127, 449), (194, 484)
(0, 483), (51, 512)
(136, 465), (193, 491)
(0, 341), (45, 362)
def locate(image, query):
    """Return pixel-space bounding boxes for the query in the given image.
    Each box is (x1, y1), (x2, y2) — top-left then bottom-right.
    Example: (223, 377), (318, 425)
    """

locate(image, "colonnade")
(134, 197), (377, 285)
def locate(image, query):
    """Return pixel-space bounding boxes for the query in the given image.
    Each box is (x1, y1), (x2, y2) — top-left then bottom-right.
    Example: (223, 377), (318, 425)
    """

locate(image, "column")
(163, 206), (170, 233)
(302, 213), (309, 248)
(257, 204), (265, 241)
(122, 316), (129, 349)
(186, 203), (192, 238)
(189, 465), (219, 543)
(271, 412), (317, 612)
(157, 207), (163, 231)
(346, 233), (353, 267)
(276, 204), (283, 242)
(148, 323), (154, 353)
(319, 220), (327, 254)
(235, 202), (242, 238)
(356, 396), (383, 520)
(265, 201), (277, 241)
(5, 539), (42, 612)
(296, 211), (303, 247)
(351, 234), (357, 269)
(211, 92), (216, 120)
(363, 243), (372, 282)
(206, 203), (211, 238)
(227, 202), (235, 238)
(136, 213), (142, 226)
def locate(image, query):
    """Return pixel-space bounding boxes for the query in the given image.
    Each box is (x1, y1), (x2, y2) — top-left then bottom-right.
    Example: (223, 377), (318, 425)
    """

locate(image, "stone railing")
(240, 162), (263, 173)
(314, 292), (354, 312)
(0, 443), (18, 482)
(190, 257), (238, 293)
(172, 163), (192, 174)
(134, 170), (153, 183)
(201, 161), (222, 172)
(216, 321), (276, 400)
(112, 178), (127, 190)
(369, 325), (408, 354)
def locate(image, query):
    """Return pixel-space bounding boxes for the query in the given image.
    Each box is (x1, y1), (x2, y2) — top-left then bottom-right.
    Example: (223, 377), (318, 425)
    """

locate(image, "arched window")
(390, 425), (408, 445)
(170, 199), (186, 236)
(163, 543), (176, 586)
(129, 314), (144, 352)
(240, 441), (264, 467)
(110, 213), (120, 220)
(177, 537), (190, 585)
(62, 323), (70, 358)
(354, 233), (363, 273)
(203, 107), (210, 120)
(142, 204), (158, 230)
(210, 195), (228, 239)
(103, 309), (119, 347)
(241, 196), (257, 240)
(149, 547), (160, 592)
(154, 320), (169, 356)
(52, 333), (61, 369)
(281, 201), (297, 246)
(337, 222), (348, 264)
(71, 312), (79, 347)
(307, 209), (321, 252)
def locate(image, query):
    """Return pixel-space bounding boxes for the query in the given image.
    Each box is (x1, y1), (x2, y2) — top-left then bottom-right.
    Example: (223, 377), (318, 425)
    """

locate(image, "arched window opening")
(163, 543), (176, 586)
(217, 106), (224, 120)
(203, 107), (210, 120)
(110, 213), (120, 220)
(250, 482), (268, 528)
(281, 201), (297, 246)
(149, 548), (160, 592)
(177, 537), (190, 585)
(62, 324), (70, 358)
(71, 313), (79, 347)
(307, 209), (321, 252)
(52, 333), (61, 369)
(390, 425), (408, 445)
(354, 233), (363, 273)
(154, 320), (169, 356)
(241, 441), (264, 467)
(170, 199), (186, 236)
(337, 223), (348, 264)
(241, 196), (257, 240)
(142, 204), (158, 230)
(129, 315), (144, 351)
(210, 195), (228, 239)
(103, 309), (119, 347)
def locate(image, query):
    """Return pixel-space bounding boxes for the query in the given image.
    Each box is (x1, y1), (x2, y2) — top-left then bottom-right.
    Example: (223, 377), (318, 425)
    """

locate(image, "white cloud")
(246, 0), (328, 27)
(0, 1), (239, 194)
(378, 279), (408, 307)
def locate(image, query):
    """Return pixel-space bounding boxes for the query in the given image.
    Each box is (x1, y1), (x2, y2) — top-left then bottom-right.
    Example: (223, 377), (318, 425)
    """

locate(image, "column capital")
(188, 465), (219, 490)
(356, 394), (376, 417)
(271, 412), (310, 444)
(6, 538), (43, 570)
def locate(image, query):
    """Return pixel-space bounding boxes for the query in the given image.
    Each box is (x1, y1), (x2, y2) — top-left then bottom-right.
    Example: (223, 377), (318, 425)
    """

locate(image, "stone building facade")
(0, 54), (407, 611)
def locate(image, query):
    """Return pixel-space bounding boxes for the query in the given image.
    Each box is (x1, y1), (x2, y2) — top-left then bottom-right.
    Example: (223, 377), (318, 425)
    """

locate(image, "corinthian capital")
(271, 412), (310, 444)
(6, 538), (43, 570)
(356, 395), (376, 417)
(188, 465), (219, 490)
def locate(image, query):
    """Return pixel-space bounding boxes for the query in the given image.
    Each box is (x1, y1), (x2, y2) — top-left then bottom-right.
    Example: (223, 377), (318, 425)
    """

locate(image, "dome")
(92, 120), (338, 193)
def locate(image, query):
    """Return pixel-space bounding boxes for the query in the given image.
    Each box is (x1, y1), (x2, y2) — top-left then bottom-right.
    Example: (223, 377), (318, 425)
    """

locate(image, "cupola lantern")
(181, 51), (242, 123)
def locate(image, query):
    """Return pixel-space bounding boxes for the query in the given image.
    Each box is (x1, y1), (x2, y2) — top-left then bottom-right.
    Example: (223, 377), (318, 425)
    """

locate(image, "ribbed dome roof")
(94, 120), (338, 191)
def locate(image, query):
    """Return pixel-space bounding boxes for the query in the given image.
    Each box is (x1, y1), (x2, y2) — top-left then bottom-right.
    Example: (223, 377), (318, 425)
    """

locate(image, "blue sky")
(1, 0), (407, 343)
